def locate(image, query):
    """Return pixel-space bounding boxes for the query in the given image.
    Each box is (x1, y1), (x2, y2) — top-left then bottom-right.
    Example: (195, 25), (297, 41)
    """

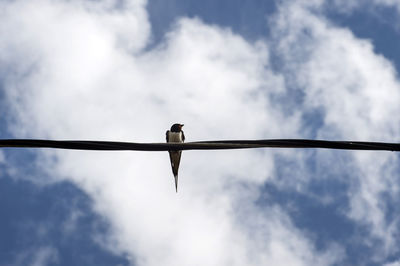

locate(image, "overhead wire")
(0, 139), (399, 151)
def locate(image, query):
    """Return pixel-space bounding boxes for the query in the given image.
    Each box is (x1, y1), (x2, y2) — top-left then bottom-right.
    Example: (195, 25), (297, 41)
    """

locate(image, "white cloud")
(2, 0), (400, 264)
(0, 0), (336, 265)
(326, 0), (400, 17)
(271, 0), (400, 259)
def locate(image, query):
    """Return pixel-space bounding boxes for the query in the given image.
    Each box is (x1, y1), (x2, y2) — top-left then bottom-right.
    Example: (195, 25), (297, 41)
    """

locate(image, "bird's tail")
(169, 151), (181, 192)
(174, 174), (178, 193)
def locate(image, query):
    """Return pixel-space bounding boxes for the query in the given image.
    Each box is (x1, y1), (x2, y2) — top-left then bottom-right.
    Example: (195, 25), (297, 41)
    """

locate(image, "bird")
(166, 123), (185, 192)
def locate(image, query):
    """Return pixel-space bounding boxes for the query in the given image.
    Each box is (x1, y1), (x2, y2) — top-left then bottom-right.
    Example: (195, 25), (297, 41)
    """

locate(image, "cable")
(0, 139), (399, 151)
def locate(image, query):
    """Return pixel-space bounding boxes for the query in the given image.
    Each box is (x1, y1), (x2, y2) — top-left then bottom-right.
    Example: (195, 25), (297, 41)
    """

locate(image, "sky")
(0, 0), (400, 265)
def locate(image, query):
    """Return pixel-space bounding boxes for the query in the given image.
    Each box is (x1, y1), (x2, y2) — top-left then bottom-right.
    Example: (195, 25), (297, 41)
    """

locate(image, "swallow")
(166, 123), (185, 192)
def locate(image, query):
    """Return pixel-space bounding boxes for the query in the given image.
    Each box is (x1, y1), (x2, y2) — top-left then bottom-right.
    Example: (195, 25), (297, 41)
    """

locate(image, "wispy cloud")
(11, 246), (59, 266)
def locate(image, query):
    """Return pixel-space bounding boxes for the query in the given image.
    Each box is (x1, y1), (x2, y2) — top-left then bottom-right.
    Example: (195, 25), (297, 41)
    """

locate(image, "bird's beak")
(180, 124), (184, 128)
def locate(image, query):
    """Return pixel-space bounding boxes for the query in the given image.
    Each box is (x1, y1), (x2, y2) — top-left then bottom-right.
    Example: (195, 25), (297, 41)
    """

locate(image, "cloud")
(30, 246), (59, 266)
(271, 0), (400, 259)
(0, 0), (336, 265)
(385, 261), (400, 266)
(324, 0), (400, 24)
(1, 0), (400, 265)
(11, 246), (59, 266)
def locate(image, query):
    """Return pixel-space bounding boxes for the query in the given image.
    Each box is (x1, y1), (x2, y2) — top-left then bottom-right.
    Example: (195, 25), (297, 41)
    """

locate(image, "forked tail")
(169, 151), (181, 192)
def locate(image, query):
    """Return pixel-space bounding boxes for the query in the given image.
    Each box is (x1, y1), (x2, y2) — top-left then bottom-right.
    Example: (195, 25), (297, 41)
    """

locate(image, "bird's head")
(171, 123), (184, 132)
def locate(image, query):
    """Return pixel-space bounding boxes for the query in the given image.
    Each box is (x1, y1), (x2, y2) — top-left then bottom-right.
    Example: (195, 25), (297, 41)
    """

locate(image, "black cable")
(0, 139), (399, 151)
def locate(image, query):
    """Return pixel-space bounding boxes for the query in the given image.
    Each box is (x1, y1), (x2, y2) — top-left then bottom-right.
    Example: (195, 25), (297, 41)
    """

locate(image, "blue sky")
(1, 0), (400, 265)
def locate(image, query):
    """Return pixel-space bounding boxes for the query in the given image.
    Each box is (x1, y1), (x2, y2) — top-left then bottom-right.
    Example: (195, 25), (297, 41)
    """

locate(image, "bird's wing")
(181, 131), (185, 142)
(166, 130), (170, 142)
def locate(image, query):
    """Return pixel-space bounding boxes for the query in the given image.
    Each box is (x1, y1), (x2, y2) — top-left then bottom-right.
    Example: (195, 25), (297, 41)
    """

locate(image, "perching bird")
(166, 123), (185, 192)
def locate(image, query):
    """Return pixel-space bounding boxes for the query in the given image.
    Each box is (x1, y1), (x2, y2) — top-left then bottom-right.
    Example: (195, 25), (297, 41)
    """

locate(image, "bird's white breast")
(168, 132), (183, 143)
